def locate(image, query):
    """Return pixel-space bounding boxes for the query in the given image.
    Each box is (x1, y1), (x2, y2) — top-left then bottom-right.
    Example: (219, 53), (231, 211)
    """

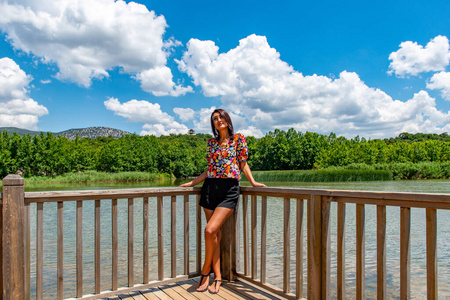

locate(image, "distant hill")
(56, 127), (131, 139)
(0, 127), (42, 136)
(0, 126), (131, 139)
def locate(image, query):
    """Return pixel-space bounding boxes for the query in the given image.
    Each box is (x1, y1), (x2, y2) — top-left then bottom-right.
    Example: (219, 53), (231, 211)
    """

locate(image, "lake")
(24, 179), (450, 299)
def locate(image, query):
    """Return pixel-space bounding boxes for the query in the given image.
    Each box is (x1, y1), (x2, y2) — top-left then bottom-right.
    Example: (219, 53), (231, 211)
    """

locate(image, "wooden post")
(220, 209), (238, 281)
(307, 195), (322, 299)
(2, 174), (26, 300)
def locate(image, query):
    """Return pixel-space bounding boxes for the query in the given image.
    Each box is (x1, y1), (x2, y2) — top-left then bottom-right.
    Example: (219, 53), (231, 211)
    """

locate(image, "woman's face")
(212, 112), (228, 132)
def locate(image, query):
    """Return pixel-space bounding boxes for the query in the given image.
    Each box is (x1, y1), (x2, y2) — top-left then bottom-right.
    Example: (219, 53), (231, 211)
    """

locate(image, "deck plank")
(224, 280), (282, 300)
(158, 284), (191, 300)
(101, 276), (287, 300)
(139, 288), (165, 300)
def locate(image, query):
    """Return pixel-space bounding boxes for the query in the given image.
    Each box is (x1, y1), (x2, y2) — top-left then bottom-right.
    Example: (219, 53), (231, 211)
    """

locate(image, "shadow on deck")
(107, 276), (290, 300)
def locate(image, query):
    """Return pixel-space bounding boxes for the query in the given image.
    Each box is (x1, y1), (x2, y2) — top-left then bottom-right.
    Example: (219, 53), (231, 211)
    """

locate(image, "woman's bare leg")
(196, 207), (233, 292)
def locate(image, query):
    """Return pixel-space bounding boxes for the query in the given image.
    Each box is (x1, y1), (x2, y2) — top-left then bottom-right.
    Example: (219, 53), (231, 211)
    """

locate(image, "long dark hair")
(210, 108), (235, 140)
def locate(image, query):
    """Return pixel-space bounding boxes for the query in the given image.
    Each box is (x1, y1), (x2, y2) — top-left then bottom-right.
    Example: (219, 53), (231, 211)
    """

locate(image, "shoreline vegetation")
(1, 129), (450, 183)
(9, 160), (449, 186)
(21, 170), (173, 185)
(247, 161), (450, 182)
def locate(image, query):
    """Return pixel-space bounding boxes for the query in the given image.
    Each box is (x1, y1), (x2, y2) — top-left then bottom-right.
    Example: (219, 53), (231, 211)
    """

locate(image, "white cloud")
(178, 34), (450, 138)
(0, 0), (191, 96)
(104, 97), (188, 136)
(239, 126), (264, 138)
(135, 67), (193, 96)
(173, 107), (195, 122)
(192, 106), (216, 133)
(40, 79), (51, 84)
(427, 71), (450, 100)
(0, 57), (48, 129)
(388, 35), (450, 77)
(0, 57), (32, 101)
(140, 122), (188, 136)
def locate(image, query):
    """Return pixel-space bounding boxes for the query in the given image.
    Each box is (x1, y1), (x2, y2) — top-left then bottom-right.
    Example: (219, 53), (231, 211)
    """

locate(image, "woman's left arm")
(240, 161), (266, 187)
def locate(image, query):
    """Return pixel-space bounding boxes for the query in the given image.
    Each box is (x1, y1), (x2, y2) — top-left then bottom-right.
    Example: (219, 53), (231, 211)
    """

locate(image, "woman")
(180, 108), (266, 294)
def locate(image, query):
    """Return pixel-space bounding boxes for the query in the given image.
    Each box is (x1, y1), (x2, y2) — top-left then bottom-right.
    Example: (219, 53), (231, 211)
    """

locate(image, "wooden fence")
(1, 174), (450, 299)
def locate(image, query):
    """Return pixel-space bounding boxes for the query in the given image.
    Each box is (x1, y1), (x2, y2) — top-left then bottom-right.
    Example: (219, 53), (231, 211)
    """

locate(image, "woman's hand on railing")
(251, 181), (267, 188)
(180, 170), (207, 187)
(179, 181), (194, 187)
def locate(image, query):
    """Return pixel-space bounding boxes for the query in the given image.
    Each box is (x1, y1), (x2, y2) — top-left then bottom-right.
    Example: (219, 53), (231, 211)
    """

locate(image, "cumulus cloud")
(178, 34), (450, 138)
(173, 107), (195, 122)
(388, 35), (450, 77)
(0, 57), (48, 129)
(104, 97), (188, 136)
(0, 0), (192, 96)
(427, 72), (450, 100)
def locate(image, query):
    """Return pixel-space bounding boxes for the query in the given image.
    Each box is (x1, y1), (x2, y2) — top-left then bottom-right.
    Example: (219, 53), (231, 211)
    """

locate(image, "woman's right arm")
(179, 170), (208, 187)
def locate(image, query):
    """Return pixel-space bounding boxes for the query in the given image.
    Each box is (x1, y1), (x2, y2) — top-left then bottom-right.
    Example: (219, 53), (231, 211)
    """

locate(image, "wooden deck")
(105, 276), (287, 300)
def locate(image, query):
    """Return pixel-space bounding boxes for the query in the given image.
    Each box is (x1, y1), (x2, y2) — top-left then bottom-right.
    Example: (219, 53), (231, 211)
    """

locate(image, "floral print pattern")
(206, 133), (248, 179)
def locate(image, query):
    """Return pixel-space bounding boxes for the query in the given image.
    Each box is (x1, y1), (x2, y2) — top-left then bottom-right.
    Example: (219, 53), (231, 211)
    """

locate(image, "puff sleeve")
(236, 133), (248, 162)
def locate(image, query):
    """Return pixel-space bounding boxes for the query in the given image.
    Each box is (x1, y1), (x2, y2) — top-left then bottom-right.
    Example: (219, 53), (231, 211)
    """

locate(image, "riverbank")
(247, 169), (392, 182)
(244, 162), (450, 182)
(19, 170), (173, 185)
(3, 162), (450, 187)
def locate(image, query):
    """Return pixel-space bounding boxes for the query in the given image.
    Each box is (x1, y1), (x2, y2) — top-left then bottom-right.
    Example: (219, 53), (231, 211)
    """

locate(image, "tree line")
(1, 129), (449, 179)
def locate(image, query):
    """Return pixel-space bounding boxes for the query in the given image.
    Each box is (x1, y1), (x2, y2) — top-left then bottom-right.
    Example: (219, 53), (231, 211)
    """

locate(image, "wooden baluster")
(337, 202), (346, 300)
(400, 207), (410, 299)
(36, 202), (44, 300)
(426, 208), (437, 299)
(307, 195), (322, 299)
(356, 204), (365, 300)
(184, 195), (190, 275)
(112, 199), (118, 291)
(260, 196), (267, 284)
(242, 194), (249, 276)
(283, 197), (291, 294)
(296, 198), (304, 299)
(251, 195), (257, 280)
(321, 197), (331, 300)
(143, 197), (149, 284)
(57, 202), (63, 300)
(24, 201), (30, 300)
(235, 196), (241, 274)
(157, 196), (164, 280)
(171, 195), (177, 278)
(95, 200), (101, 294)
(196, 194), (201, 274)
(76, 201), (83, 298)
(128, 198), (134, 287)
(377, 205), (386, 300)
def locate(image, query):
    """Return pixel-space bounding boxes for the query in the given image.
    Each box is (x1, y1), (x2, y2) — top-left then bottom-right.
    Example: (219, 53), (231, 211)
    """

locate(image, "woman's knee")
(204, 224), (219, 237)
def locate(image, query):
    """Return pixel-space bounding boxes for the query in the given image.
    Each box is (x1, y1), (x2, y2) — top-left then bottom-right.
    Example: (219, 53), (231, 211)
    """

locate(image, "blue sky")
(0, 0), (450, 138)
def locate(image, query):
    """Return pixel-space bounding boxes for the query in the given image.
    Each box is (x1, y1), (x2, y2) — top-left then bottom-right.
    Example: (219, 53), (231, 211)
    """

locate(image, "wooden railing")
(1, 175), (206, 300)
(1, 174), (450, 299)
(237, 186), (450, 299)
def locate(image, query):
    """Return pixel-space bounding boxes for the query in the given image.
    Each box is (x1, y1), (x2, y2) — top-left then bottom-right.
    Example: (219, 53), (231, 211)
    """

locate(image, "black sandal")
(209, 279), (222, 294)
(196, 273), (210, 292)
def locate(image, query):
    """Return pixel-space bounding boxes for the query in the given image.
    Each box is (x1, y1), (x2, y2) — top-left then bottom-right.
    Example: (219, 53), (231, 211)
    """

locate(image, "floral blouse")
(206, 133), (248, 180)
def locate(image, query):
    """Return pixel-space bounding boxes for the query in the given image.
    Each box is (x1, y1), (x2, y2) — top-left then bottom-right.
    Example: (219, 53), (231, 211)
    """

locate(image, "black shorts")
(200, 178), (240, 210)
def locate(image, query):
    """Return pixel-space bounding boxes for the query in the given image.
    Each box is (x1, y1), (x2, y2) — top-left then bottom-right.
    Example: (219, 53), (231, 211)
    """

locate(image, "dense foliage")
(1, 129), (449, 180)
(0, 131), (209, 178)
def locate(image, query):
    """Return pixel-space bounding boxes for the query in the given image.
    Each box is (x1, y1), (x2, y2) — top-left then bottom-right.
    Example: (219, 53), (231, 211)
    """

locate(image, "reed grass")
(248, 169), (392, 182)
(23, 170), (173, 184)
(330, 162), (450, 180)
